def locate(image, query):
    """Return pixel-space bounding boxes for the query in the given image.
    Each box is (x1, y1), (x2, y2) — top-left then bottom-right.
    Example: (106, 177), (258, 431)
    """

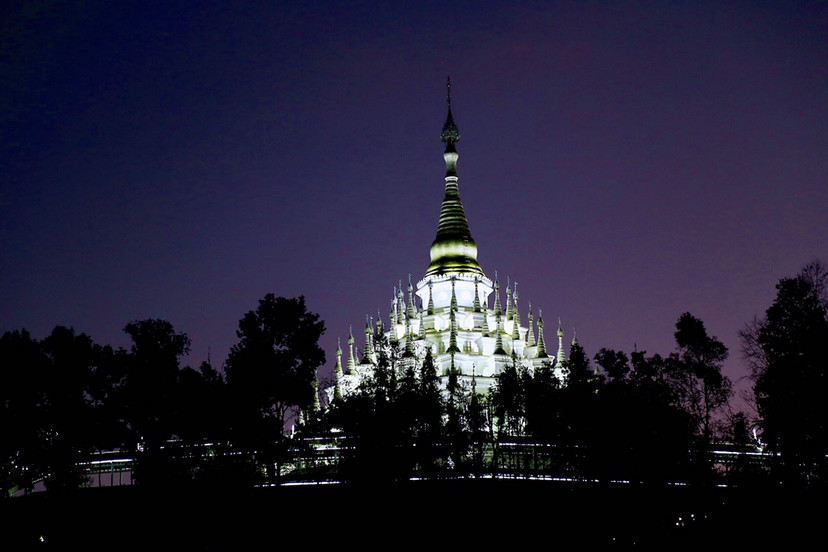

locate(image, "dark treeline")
(0, 294), (325, 496)
(2, 263), (827, 495)
(323, 313), (731, 485)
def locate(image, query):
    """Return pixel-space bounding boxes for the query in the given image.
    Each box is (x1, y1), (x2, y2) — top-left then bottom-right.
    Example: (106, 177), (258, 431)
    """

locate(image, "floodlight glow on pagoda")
(329, 78), (573, 399)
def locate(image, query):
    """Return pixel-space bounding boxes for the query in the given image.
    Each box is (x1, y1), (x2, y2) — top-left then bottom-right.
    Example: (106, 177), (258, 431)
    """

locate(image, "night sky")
(3, 1), (827, 402)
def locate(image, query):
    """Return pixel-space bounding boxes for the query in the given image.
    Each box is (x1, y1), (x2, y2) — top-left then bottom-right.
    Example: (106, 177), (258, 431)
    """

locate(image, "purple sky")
(2, 1), (827, 406)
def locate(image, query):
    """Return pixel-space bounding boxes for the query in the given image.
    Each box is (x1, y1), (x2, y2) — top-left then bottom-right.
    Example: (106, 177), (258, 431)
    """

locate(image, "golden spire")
(426, 77), (484, 278)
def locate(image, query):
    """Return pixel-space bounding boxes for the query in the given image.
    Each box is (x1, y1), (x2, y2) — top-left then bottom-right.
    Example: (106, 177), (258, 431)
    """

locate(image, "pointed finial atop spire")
(494, 272), (502, 316)
(441, 76), (460, 148)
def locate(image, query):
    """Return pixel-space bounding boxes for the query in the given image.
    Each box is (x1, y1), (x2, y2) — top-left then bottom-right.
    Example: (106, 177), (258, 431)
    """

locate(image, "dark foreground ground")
(3, 480), (826, 549)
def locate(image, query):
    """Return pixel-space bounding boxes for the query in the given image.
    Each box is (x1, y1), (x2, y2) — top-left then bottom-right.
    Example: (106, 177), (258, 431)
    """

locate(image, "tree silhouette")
(524, 360), (563, 442)
(0, 329), (49, 495)
(414, 347), (443, 476)
(594, 348), (630, 385)
(86, 342), (129, 451)
(603, 349), (695, 484)
(122, 319), (191, 450)
(465, 374), (490, 476)
(2, 327), (132, 494)
(443, 361), (469, 471)
(175, 360), (229, 445)
(741, 262), (828, 482)
(566, 339), (599, 392)
(489, 355), (528, 437)
(670, 312), (732, 443)
(327, 333), (412, 483)
(225, 294), (325, 481)
(40, 326), (97, 491)
(119, 319), (191, 486)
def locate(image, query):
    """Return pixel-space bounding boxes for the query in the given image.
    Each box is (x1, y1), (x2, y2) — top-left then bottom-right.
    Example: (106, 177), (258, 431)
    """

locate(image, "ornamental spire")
(427, 78), (484, 278)
(388, 304), (397, 344)
(536, 308), (548, 358)
(404, 315), (414, 357)
(397, 282), (406, 325)
(448, 278), (460, 354)
(407, 274), (416, 319)
(527, 302), (536, 347)
(494, 312), (506, 355)
(506, 277), (513, 321)
(363, 314), (374, 364)
(336, 336), (342, 365)
(388, 308), (397, 343)
(347, 326), (356, 375)
(556, 318), (567, 364)
(494, 272), (502, 316)
(448, 307), (460, 354)
(391, 287), (398, 325)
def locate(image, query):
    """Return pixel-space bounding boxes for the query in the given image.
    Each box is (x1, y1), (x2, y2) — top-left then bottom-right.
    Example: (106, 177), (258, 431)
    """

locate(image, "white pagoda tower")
(334, 81), (570, 397)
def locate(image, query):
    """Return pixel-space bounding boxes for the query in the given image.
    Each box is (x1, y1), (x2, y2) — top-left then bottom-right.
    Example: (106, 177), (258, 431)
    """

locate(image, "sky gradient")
(2, 1), (827, 403)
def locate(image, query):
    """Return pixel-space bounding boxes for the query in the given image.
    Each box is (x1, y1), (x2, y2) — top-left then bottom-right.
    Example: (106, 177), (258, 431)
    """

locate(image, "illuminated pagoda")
(333, 80), (571, 398)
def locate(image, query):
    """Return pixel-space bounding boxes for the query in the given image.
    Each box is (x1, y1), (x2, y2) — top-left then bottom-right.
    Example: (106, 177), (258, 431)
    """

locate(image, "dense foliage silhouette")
(742, 262), (828, 483)
(2, 264), (827, 494)
(225, 294), (326, 481)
